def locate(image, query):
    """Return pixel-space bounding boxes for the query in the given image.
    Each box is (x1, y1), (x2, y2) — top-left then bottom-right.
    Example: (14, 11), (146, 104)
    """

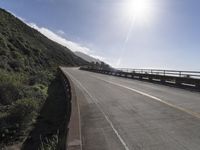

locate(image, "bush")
(8, 59), (24, 71)
(0, 98), (39, 144)
(0, 36), (7, 48)
(11, 51), (23, 60)
(19, 84), (47, 103)
(40, 134), (59, 150)
(0, 56), (9, 69)
(29, 71), (54, 85)
(0, 70), (28, 105)
(0, 48), (8, 56)
(33, 84), (48, 97)
(0, 82), (20, 105)
(9, 98), (39, 125)
(0, 69), (27, 84)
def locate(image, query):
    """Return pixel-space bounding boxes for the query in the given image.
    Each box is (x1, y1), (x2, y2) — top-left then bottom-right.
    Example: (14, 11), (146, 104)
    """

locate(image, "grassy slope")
(0, 8), (87, 73)
(0, 8), (87, 147)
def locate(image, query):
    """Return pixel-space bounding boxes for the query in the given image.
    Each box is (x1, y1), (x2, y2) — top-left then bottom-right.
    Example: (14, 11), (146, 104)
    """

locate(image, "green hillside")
(0, 8), (87, 148)
(0, 8), (87, 73)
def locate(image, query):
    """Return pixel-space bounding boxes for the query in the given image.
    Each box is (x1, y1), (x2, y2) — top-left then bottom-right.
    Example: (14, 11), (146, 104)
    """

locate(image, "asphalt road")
(62, 67), (200, 150)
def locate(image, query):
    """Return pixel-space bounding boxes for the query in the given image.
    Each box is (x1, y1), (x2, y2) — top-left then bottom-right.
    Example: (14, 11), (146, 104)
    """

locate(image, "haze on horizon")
(1, 0), (200, 71)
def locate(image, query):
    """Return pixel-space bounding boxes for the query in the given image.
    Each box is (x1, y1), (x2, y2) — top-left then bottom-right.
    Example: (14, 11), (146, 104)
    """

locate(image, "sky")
(0, 0), (200, 70)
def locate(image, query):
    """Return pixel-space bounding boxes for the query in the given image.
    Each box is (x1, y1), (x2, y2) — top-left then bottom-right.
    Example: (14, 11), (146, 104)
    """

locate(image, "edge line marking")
(90, 74), (200, 119)
(66, 71), (130, 150)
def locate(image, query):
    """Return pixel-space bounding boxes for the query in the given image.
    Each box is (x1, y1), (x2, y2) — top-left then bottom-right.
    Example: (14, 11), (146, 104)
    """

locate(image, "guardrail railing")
(80, 67), (200, 90)
(117, 68), (200, 79)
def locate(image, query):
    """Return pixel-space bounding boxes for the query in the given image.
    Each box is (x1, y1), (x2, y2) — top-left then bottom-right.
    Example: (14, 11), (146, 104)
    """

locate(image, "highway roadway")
(62, 67), (200, 150)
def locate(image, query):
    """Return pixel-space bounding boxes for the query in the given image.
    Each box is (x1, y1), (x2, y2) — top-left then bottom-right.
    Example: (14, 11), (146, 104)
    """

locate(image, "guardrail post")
(130, 74), (133, 78)
(148, 76), (152, 82)
(196, 82), (200, 89)
(161, 77), (165, 84)
(125, 73), (129, 78)
(179, 71), (182, 77)
(139, 75), (143, 80)
(175, 78), (182, 86)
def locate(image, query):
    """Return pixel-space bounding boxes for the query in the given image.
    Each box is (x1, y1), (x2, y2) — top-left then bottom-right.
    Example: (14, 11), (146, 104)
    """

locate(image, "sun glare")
(124, 0), (154, 24)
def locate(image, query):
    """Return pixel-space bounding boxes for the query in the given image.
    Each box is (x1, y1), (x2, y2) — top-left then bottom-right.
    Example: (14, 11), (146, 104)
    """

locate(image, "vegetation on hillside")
(85, 61), (112, 70)
(0, 8), (87, 148)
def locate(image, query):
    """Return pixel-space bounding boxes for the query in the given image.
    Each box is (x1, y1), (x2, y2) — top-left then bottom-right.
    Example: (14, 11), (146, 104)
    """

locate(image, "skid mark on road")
(90, 74), (200, 120)
(66, 72), (130, 150)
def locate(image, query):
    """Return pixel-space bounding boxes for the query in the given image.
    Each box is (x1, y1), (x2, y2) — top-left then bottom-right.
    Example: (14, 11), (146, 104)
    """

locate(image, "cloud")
(9, 11), (106, 62)
(27, 23), (108, 62)
(89, 54), (105, 61)
(28, 22), (91, 54)
(57, 30), (65, 35)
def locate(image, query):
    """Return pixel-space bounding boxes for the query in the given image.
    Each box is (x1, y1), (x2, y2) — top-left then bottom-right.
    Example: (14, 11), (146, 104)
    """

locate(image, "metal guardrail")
(117, 68), (200, 79)
(80, 67), (200, 90)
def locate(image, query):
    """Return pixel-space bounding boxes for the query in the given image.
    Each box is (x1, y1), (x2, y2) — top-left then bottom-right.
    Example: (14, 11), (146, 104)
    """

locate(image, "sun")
(124, 0), (153, 23)
(131, 0), (148, 18)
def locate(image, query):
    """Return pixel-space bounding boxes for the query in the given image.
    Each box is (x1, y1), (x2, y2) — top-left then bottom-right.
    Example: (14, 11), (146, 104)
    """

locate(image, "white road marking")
(66, 71), (130, 150)
(90, 74), (200, 119)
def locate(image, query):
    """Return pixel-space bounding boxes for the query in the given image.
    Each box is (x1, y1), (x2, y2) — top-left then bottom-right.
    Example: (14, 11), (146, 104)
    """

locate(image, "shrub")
(0, 56), (9, 69)
(11, 51), (23, 60)
(8, 59), (24, 71)
(0, 98), (39, 144)
(33, 84), (48, 97)
(0, 48), (8, 55)
(0, 82), (20, 105)
(40, 134), (59, 150)
(0, 69), (27, 84)
(0, 36), (7, 48)
(29, 71), (54, 86)
(19, 84), (47, 103)
(9, 98), (39, 126)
